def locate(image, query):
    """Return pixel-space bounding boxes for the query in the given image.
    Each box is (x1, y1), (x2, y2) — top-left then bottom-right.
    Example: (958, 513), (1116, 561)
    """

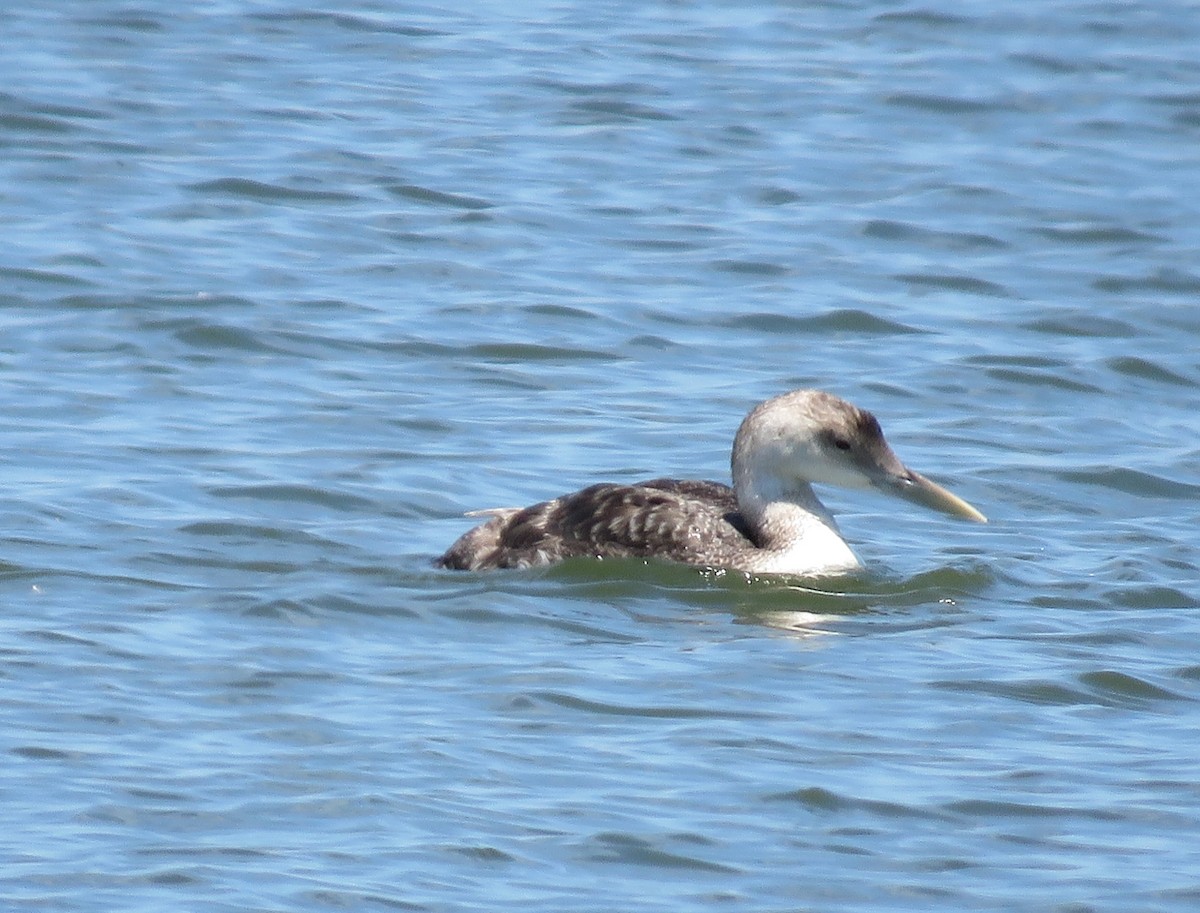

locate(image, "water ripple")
(885, 92), (1011, 115)
(532, 690), (768, 720)
(719, 308), (924, 335)
(584, 832), (739, 874)
(1054, 467), (1200, 500)
(384, 182), (495, 211)
(893, 272), (1013, 297)
(1105, 356), (1196, 387)
(188, 177), (360, 204)
(1094, 269), (1200, 294)
(206, 484), (374, 511)
(863, 218), (1008, 250)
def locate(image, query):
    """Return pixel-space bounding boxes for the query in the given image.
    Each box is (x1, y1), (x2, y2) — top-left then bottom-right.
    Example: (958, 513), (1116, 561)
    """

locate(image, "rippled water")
(4, 1), (1200, 911)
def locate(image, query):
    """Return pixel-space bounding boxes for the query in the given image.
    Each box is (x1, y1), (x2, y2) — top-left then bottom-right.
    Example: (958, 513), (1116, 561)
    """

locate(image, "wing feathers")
(437, 479), (750, 570)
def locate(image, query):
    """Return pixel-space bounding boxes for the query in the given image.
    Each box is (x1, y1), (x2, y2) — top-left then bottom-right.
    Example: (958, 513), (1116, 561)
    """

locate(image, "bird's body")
(436, 390), (985, 576)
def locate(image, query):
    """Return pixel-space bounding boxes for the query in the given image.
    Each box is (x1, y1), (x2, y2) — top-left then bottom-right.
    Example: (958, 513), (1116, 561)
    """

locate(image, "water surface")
(3, 2), (1200, 911)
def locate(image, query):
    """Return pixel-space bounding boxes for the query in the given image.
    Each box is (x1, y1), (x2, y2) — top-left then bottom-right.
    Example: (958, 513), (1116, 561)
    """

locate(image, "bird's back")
(436, 478), (755, 570)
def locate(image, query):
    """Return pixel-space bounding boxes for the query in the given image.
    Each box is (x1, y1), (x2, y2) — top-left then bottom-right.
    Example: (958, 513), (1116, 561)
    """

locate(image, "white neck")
(737, 482), (861, 576)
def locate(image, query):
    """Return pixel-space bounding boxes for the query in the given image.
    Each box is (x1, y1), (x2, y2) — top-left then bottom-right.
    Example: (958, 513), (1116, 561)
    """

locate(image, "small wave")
(189, 177), (360, 204)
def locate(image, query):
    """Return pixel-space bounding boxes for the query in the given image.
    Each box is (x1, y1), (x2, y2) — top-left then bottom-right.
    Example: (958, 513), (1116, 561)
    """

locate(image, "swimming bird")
(436, 389), (986, 576)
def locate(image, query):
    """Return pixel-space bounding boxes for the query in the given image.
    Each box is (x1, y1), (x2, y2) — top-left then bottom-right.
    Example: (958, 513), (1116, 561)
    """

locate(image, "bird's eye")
(832, 438), (852, 451)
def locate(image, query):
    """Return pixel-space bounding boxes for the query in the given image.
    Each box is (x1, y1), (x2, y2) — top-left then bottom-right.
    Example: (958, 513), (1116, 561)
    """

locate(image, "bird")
(436, 389), (986, 576)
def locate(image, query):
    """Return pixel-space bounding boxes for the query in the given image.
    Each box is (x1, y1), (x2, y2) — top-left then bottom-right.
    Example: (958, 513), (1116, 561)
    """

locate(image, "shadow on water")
(469, 555), (999, 635)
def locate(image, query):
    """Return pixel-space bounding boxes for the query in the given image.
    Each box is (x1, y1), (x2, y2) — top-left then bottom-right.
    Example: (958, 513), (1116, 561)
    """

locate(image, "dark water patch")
(564, 98), (678, 124)
(627, 333), (682, 351)
(1149, 90), (1200, 106)
(224, 668), (345, 695)
(30, 564), (200, 595)
(465, 342), (621, 363)
(1026, 628), (1146, 649)
(533, 690), (767, 721)
(173, 322), (286, 355)
(444, 844), (515, 863)
(964, 353), (1069, 369)
(11, 745), (87, 762)
(189, 177), (359, 204)
(131, 293), (259, 313)
(248, 10), (443, 37)
(0, 557), (34, 578)
(1105, 356), (1195, 387)
(770, 785), (847, 813)
(167, 553), (305, 577)
(48, 252), (105, 270)
(0, 112), (80, 135)
(583, 832), (740, 874)
(1149, 91), (1200, 128)
(83, 12), (164, 32)
(944, 798), (1123, 822)
(271, 327), (387, 358)
(0, 91), (107, 122)
(145, 870), (204, 888)
(893, 273), (1012, 297)
(1023, 313), (1134, 338)
(126, 786), (191, 803)
(620, 236), (705, 253)
(710, 259), (790, 277)
(294, 890), (428, 912)
(207, 484), (374, 512)
(589, 204), (642, 219)
(536, 78), (649, 97)
(757, 186), (803, 205)
(1156, 886), (1200, 907)
(1078, 670), (1187, 703)
(719, 308), (924, 335)
(1054, 467), (1200, 500)
(381, 417), (457, 436)
(1032, 224), (1161, 245)
(1105, 584), (1200, 611)
(179, 521), (333, 546)
(863, 219), (1007, 250)
(1010, 52), (1092, 75)
(0, 266), (95, 288)
(308, 593), (421, 620)
(521, 303), (602, 321)
(981, 368), (1102, 393)
(933, 677), (1095, 707)
(236, 599), (319, 621)
(254, 105), (340, 124)
(873, 10), (972, 27)
(27, 629), (106, 650)
(384, 183), (494, 211)
(1093, 269), (1200, 295)
(768, 786), (941, 822)
(885, 93), (1008, 115)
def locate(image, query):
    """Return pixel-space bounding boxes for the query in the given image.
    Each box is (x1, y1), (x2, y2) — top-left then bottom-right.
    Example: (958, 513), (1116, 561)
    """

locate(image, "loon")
(436, 389), (986, 576)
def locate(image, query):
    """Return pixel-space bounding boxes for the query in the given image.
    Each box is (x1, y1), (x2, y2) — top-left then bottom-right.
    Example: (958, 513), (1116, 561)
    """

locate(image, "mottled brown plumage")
(437, 479), (752, 570)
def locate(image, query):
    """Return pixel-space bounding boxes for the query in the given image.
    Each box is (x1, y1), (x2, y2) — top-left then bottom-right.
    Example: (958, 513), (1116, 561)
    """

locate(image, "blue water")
(3, 1), (1200, 910)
